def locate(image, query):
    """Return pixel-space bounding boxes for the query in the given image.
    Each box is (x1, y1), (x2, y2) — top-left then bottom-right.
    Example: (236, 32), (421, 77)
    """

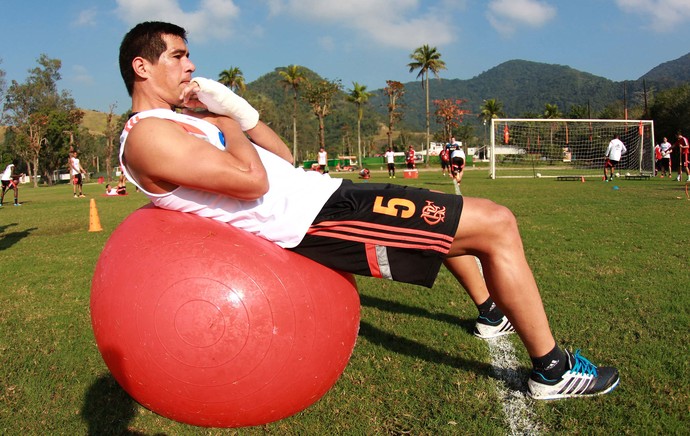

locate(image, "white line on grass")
(474, 257), (541, 435)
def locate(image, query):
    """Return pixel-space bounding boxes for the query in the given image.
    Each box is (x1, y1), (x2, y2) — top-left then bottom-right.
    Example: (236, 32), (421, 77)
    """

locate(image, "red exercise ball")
(90, 205), (360, 428)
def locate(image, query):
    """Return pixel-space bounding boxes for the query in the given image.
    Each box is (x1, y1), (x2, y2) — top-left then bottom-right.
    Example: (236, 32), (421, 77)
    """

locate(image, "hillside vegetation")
(78, 53), (690, 147)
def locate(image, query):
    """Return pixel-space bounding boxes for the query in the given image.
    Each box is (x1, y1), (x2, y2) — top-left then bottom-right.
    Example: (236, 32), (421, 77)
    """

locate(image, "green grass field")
(1, 168), (688, 435)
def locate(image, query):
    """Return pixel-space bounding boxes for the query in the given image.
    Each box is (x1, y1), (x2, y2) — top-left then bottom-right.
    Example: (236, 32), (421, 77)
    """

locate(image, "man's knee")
(459, 198), (520, 248)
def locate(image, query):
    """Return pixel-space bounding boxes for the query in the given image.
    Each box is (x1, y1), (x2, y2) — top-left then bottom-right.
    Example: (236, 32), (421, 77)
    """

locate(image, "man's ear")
(132, 57), (150, 80)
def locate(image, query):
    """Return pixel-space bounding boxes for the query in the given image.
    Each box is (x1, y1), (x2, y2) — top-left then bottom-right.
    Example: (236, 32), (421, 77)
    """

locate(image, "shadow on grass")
(359, 295), (495, 380)
(358, 321), (495, 380)
(82, 373), (159, 436)
(0, 224), (37, 251)
(360, 294), (475, 335)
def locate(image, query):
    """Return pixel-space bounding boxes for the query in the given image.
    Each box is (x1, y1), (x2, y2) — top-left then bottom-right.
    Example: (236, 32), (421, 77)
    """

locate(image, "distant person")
(116, 168), (128, 195)
(659, 137), (672, 178)
(674, 132), (689, 182)
(384, 147), (396, 178)
(1, 163), (22, 207)
(405, 146), (416, 169)
(654, 143), (662, 176)
(450, 143), (466, 186)
(604, 134), (627, 182)
(440, 144), (451, 177)
(105, 184), (119, 196)
(69, 151), (87, 197)
(317, 147), (328, 174)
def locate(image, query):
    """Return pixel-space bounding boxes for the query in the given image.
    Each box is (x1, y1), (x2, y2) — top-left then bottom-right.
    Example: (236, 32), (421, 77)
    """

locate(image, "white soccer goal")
(489, 118), (655, 179)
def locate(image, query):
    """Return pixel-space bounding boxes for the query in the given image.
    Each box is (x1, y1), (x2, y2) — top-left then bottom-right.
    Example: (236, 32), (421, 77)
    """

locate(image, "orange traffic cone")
(89, 198), (103, 232)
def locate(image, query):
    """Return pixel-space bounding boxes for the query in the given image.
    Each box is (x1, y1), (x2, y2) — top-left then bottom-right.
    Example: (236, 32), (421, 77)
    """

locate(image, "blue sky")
(2, 0), (689, 113)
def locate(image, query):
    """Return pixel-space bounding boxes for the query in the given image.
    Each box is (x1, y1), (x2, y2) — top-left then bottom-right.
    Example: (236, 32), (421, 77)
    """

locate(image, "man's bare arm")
(245, 121), (294, 164)
(124, 115), (269, 200)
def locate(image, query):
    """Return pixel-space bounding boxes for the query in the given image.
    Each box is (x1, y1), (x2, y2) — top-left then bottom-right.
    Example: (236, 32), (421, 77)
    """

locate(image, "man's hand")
(182, 77), (259, 131)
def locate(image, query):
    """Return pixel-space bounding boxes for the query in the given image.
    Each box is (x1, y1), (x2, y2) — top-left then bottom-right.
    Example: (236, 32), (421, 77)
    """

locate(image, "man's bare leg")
(444, 254), (515, 339)
(445, 197), (619, 399)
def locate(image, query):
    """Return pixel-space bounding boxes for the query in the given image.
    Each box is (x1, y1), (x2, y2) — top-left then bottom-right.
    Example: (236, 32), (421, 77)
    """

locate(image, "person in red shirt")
(405, 146), (416, 169)
(674, 132), (690, 182)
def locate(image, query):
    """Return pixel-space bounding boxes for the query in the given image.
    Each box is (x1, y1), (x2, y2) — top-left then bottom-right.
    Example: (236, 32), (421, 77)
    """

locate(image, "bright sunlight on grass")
(0, 167), (688, 434)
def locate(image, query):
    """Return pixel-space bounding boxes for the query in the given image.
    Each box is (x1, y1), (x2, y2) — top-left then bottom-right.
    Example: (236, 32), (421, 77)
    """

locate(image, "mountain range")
(366, 52), (690, 130)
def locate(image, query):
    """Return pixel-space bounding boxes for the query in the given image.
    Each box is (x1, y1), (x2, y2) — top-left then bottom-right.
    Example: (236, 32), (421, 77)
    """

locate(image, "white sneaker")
(528, 350), (620, 400)
(473, 315), (515, 339)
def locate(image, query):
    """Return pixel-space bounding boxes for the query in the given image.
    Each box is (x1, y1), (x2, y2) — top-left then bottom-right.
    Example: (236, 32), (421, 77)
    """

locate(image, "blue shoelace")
(570, 349), (598, 377)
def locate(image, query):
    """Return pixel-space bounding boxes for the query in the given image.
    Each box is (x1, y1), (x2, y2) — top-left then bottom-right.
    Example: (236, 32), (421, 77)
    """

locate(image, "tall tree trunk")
(425, 73), (430, 166)
(292, 93), (298, 167)
(318, 115), (325, 150)
(357, 109), (364, 168)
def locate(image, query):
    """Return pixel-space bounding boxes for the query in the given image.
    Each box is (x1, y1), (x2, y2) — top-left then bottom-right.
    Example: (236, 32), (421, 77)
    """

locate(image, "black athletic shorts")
(290, 180), (463, 287)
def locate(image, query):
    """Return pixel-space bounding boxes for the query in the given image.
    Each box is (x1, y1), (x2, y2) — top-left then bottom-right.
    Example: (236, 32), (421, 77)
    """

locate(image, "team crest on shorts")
(420, 200), (446, 225)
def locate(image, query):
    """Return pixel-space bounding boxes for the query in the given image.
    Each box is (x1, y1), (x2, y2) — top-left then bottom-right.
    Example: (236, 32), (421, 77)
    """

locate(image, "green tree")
(568, 103), (590, 119)
(278, 65), (306, 166)
(301, 79), (342, 153)
(218, 67), (246, 94)
(649, 84), (690, 138)
(542, 103), (563, 119)
(408, 45), (446, 164)
(3, 55), (81, 186)
(542, 104), (564, 157)
(346, 82), (372, 166)
(479, 98), (505, 123)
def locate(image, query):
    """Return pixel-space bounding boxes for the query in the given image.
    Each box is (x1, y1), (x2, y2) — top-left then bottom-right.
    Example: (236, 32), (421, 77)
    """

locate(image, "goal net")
(489, 118), (655, 179)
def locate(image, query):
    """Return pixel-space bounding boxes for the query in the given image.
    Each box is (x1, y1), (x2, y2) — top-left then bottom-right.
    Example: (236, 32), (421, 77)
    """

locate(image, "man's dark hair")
(119, 21), (187, 96)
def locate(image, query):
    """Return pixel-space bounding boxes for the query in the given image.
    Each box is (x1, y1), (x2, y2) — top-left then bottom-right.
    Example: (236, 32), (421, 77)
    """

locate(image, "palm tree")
(543, 103), (563, 152)
(479, 98), (505, 123)
(408, 45), (446, 164)
(543, 103), (562, 119)
(218, 67), (246, 94)
(278, 65), (305, 166)
(347, 82), (372, 167)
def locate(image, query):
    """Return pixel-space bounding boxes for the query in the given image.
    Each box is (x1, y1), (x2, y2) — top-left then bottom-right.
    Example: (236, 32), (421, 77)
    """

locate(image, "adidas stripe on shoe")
(528, 349), (619, 400)
(473, 315), (516, 339)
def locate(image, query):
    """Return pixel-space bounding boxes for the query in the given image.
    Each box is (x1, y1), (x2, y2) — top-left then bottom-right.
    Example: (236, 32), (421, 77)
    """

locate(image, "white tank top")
(119, 109), (342, 248)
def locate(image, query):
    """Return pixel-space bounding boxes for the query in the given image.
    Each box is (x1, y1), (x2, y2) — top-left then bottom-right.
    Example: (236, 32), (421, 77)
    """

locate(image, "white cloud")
(260, 0), (458, 49)
(70, 65), (94, 86)
(486, 0), (556, 36)
(115, 0), (240, 41)
(73, 8), (98, 27)
(616, 0), (690, 28)
(317, 36), (336, 52)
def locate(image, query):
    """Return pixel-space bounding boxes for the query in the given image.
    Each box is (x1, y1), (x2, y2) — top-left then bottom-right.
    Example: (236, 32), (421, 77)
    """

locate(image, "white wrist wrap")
(191, 77), (259, 131)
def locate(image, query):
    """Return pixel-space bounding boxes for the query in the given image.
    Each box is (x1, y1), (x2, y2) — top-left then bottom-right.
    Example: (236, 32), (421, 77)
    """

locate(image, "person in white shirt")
(604, 134), (627, 182)
(317, 147), (328, 174)
(1, 163), (21, 206)
(69, 151), (87, 197)
(384, 147), (396, 178)
(659, 137), (673, 178)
